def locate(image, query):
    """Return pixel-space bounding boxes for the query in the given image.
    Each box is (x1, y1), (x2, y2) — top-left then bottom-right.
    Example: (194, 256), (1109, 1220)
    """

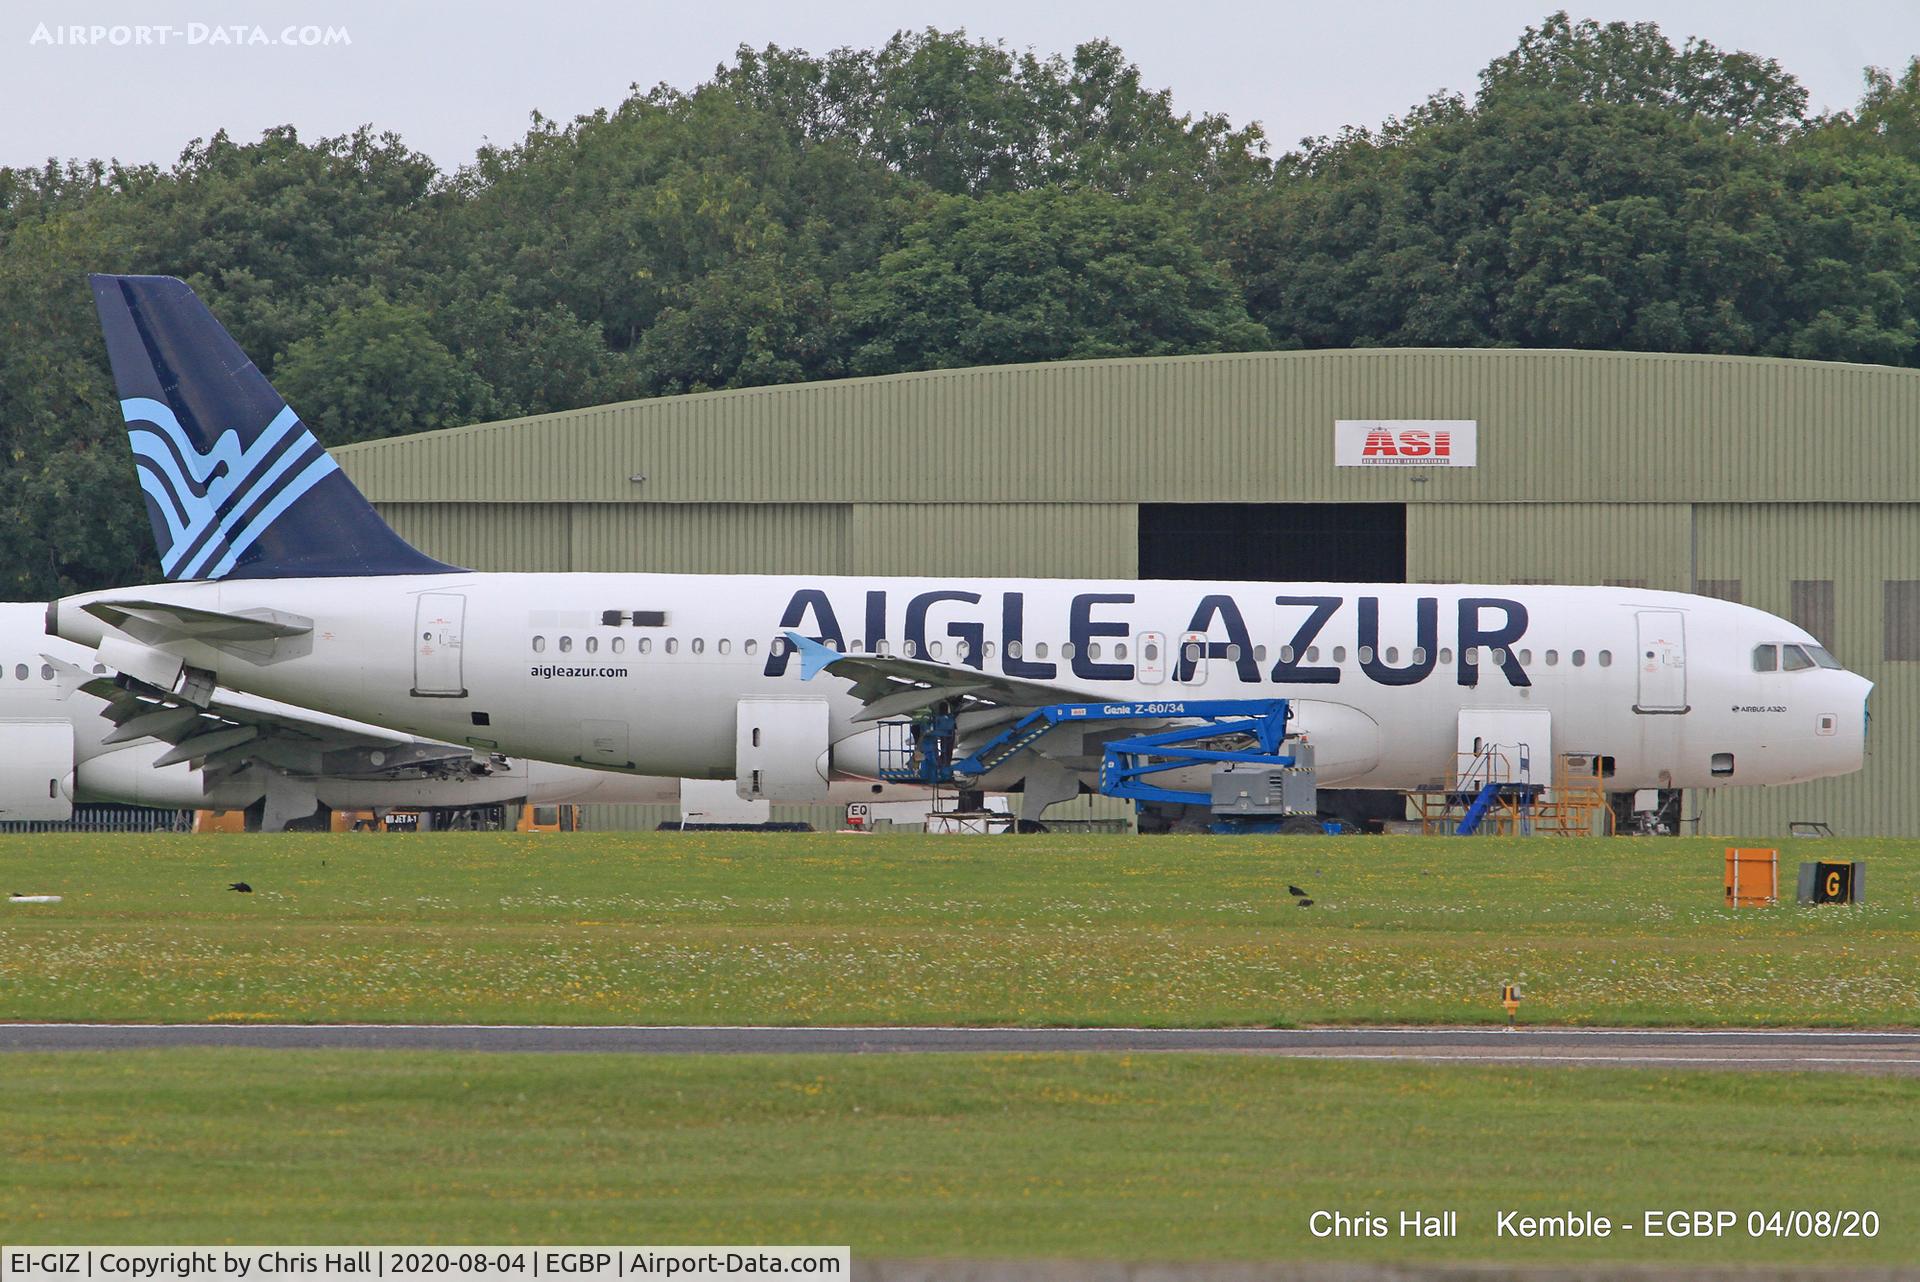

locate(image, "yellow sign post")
(1501, 983), (1522, 1028)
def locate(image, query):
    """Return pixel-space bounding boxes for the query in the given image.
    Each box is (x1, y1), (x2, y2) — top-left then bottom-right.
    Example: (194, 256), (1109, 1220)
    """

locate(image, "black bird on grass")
(1287, 884), (1309, 898)
(1296, 898), (1314, 908)
(228, 882), (252, 893)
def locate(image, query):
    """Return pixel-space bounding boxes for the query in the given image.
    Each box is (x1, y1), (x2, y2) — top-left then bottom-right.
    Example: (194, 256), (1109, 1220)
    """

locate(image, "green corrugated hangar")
(333, 347), (1920, 837)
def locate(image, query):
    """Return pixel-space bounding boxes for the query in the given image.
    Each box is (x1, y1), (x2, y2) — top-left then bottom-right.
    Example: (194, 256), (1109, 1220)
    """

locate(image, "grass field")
(3, 1050), (1914, 1263)
(2, 831), (1914, 1026)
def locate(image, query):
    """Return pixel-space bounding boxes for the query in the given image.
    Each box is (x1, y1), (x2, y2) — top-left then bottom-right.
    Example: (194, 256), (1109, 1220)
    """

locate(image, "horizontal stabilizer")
(83, 599), (312, 645)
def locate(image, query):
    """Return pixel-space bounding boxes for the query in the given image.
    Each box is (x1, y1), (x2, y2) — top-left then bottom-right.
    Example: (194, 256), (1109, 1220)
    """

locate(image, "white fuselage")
(49, 576), (1873, 797)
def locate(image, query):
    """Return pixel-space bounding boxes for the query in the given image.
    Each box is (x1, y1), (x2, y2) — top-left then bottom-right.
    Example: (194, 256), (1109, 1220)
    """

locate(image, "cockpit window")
(1781, 644), (1815, 672)
(1752, 645), (1777, 672)
(1806, 646), (1844, 670)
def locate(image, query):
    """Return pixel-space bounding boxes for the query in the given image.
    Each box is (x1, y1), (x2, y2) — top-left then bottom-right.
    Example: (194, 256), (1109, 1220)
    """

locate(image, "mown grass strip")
(2, 1050), (1914, 1263)
(1, 833), (1913, 1025)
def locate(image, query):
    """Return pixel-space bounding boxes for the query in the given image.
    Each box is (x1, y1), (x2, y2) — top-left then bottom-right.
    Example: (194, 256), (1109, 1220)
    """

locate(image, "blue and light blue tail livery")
(90, 273), (462, 580)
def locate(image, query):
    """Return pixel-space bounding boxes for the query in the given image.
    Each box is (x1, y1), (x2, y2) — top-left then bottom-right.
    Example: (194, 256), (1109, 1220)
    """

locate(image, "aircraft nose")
(1834, 673), (1874, 774)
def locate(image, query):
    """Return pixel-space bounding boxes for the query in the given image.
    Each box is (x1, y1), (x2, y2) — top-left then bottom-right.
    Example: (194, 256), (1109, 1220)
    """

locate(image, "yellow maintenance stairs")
(1411, 751), (1613, 836)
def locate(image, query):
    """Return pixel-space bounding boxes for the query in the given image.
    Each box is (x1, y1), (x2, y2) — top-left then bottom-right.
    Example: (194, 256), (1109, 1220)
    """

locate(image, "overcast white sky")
(7, 1), (1920, 173)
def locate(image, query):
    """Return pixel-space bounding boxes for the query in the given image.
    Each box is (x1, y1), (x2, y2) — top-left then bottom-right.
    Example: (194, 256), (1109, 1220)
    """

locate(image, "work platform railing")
(1411, 750), (1612, 836)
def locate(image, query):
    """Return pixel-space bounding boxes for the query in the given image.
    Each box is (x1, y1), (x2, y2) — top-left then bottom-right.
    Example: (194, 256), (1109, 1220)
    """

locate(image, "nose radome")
(1839, 674), (1873, 773)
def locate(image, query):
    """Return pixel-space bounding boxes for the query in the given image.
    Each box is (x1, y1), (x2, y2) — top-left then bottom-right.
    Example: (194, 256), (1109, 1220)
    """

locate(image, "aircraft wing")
(783, 631), (1109, 721)
(782, 632), (1267, 789)
(68, 661), (488, 780)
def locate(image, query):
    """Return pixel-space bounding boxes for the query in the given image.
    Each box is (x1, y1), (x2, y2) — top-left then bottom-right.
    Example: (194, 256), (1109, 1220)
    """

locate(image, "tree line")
(5, 12), (1919, 595)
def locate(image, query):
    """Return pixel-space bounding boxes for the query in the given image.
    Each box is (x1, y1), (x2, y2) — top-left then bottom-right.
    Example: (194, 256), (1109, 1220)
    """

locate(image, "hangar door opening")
(1138, 504), (1406, 583)
(1136, 503), (1406, 830)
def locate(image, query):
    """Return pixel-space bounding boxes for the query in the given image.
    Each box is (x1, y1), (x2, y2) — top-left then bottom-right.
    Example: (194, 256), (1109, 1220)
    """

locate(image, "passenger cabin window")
(744, 639), (758, 655)
(1034, 642), (1049, 659)
(718, 639), (731, 655)
(1571, 650), (1586, 667)
(691, 638), (705, 655)
(1753, 644), (1777, 672)
(41, 664), (53, 680)
(1597, 650), (1611, 667)
(585, 636), (598, 654)
(666, 638), (679, 655)
(558, 636), (573, 653)
(532, 636), (546, 654)
(13, 663), (26, 680)
(1545, 650), (1558, 665)
(611, 637), (625, 654)
(1781, 644), (1814, 671)
(639, 637), (652, 654)
(1140, 642), (1156, 661)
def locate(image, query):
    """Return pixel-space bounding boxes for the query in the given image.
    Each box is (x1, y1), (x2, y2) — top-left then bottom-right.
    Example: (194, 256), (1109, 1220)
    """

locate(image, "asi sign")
(1335, 420), (1477, 468)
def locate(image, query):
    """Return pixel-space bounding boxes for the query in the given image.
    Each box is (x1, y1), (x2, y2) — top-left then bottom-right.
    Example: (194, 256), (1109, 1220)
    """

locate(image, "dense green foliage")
(5, 14), (1920, 594)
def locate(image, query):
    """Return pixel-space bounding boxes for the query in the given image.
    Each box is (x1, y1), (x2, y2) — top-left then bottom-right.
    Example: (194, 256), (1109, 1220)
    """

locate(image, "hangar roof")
(332, 347), (1920, 505)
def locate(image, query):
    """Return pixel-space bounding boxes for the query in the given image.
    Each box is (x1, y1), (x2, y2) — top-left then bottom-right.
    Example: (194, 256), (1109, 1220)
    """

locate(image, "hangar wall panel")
(337, 349), (1920, 506)
(1406, 504), (1691, 588)
(849, 504), (1137, 578)
(376, 503), (570, 571)
(1695, 504), (1919, 839)
(567, 503), (848, 574)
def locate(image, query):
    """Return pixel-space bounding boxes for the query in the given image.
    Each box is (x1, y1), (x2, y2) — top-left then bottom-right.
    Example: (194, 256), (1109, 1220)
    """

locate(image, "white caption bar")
(3, 1250), (850, 1282)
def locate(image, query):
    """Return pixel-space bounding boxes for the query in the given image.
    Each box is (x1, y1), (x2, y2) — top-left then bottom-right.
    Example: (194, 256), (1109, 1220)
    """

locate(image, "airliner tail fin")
(89, 273), (461, 580)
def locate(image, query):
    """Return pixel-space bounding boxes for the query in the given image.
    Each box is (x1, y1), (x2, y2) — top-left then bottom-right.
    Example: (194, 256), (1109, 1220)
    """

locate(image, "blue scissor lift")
(877, 697), (1309, 824)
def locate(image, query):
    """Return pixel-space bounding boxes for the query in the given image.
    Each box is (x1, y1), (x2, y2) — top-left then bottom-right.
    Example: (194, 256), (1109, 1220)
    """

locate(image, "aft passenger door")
(412, 593), (467, 697)
(1634, 610), (1688, 714)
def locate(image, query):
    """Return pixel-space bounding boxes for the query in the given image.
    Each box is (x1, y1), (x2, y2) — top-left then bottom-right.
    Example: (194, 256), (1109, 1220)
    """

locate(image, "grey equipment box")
(1210, 766), (1317, 817)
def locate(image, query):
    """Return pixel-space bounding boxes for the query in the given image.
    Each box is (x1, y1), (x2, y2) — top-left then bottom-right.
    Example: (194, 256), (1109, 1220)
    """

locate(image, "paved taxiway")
(3, 1024), (1918, 1072)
